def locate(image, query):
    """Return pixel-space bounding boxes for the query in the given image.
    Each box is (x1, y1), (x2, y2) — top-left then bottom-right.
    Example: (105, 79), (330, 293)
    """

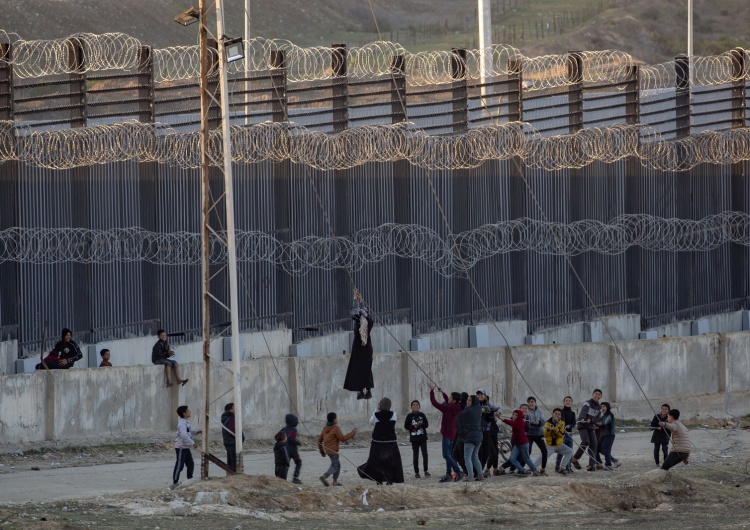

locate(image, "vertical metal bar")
(730, 48), (748, 307)
(624, 65), (642, 320)
(451, 48), (468, 133)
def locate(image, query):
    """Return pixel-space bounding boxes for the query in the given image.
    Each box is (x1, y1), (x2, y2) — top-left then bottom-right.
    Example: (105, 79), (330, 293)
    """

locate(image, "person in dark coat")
(221, 402), (245, 473)
(282, 413), (303, 484)
(273, 431), (290, 479)
(456, 394), (484, 481)
(404, 399), (430, 478)
(343, 289), (374, 400)
(650, 403), (671, 466)
(357, 397), (404, 485)
(36, 328), (83, 370)
(151, 329), (187, 387)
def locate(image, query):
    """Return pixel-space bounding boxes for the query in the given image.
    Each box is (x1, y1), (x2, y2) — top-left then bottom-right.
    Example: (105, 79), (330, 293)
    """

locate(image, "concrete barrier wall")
(1, 331), (749, 446)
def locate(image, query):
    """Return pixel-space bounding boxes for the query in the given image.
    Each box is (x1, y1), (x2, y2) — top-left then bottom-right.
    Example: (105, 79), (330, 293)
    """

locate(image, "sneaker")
(559, 469), (570, 475)
(483, 471), (490, 478)
(474, 476), (484, 481)
(293, 477), (303, 484)
(571, 457), (582, 470)
(453, 472), (464, 482)
(439, 475), (452, 483)
(596, 464), (604, 470)
(531, 471), (540, 477)
(415, 473), (421, 479)
(364, 389), (372, 399)
(181, 378), (189, 386)
(169, 482), (181, 490)
(554, 466), (560, 473)
(604, 464), (613, 470)
(539, 468), (546, 475)
(493, 468), (502, 476)
(319, 475), (329, 487)
(613, 461), (621, 468)
(424, 471), (431, 477)
(356, 391), (365, 400)
(586, 466), (595, 472)
(332, 481), (343, 486)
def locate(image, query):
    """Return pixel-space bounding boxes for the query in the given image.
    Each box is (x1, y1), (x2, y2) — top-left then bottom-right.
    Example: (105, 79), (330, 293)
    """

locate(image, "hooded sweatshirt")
(456, 398), (482, 445)
(525, 406), (545, 437)
(664, 420), (691, 453)
(404, 411), (429, 442)
(318, 423), (356, 456)
(282, 414), (301, 459)
(429, 389), (461, 441)
(577, 399), (602, 429)
(221, 410), (246, 446)
(502, 411), (529, 446)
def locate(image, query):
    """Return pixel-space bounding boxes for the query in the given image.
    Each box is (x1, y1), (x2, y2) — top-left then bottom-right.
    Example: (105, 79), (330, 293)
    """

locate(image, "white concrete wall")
(3, 330), (750, 446)
(0, 340), (17, 376)
(650, 310), (745, 338)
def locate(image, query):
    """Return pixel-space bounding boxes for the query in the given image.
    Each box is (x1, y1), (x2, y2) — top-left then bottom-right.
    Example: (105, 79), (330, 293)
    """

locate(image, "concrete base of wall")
(1, 330), (748, 446)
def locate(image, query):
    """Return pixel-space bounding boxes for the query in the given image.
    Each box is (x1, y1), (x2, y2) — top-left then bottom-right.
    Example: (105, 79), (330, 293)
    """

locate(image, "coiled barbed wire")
(1, 30), (747, 89)
(1, 213), (747, 275)
(3, 120), (750, 172)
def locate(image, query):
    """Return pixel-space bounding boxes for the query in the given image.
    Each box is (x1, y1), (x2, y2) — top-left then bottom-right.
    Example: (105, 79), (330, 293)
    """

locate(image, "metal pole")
(216, 0), (244, 474)
(477, 0), (492, 97)
(244, 0), (251, 125)
(687, 0), (693, 86)
(198, 0), (212, 481)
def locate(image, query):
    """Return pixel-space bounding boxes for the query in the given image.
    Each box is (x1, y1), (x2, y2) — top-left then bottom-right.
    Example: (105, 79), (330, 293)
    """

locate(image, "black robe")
(343, 313), (374, 392)
(36, 339), (83, 370)
(357, 409), (404, 484)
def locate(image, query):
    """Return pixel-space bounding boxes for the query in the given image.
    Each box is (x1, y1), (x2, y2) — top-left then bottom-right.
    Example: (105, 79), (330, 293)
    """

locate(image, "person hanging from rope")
(571, 388), (603, 472)
(659, 408), (691, 471)
(36, 328), (83, 370)
(357, 397), (404, 485)
(343, 288), (374, 400)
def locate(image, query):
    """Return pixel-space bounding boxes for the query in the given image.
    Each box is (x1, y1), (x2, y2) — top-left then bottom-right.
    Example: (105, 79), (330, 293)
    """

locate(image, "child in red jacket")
(500, 409), (539, 477)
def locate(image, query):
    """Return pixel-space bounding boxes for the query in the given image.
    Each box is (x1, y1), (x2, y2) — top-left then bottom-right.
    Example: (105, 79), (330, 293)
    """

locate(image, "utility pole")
(215, 0), (244, 475)
(198, 0), (213, 481)
(196, 0), (244, 480)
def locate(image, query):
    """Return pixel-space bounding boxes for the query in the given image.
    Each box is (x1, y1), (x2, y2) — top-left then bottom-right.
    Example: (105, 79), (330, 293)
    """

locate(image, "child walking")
(318, 412), (357, 486)
(274, 431), (290, 479)
(282, 414), (303, 484)
(171, 405), (202, 489)
(404, 400), (430, 478)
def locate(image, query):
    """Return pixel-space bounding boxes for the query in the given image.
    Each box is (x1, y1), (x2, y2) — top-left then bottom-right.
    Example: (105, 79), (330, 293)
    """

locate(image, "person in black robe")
(343, 288), (374, 400)
(36, 328), (83, 370)
(357, 397), (404, 485)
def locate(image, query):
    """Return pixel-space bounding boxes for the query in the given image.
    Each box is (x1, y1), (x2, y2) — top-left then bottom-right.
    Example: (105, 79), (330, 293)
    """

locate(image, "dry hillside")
(1, 0), (749, 63)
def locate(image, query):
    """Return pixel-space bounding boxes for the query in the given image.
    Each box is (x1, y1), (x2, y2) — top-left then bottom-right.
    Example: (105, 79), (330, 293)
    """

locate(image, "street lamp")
(174, 7), (200, 26)
(222, 37), (245, 63)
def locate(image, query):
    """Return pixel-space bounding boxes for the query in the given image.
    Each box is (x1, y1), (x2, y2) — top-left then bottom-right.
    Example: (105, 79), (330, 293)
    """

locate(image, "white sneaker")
(169, 481), (181, 490)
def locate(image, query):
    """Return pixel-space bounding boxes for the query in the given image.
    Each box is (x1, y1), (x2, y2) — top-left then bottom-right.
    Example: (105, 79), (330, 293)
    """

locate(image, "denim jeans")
(442, 437), (461, 475)
(556, 433), (574, 469)
(463, 442), (482, 479)
(322, 453), (341, 480)
(509, 442), (537, 473)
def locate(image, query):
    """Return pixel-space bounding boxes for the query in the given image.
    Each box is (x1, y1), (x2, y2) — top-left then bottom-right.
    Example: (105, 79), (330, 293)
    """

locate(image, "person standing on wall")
(343, 288), (374, 400)
(152, 329), (187, 388)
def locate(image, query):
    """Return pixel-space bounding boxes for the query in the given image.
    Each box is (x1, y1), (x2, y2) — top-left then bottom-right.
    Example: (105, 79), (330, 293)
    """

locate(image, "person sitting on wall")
(152, 329), (188, 388)
(36, 328), (83, 370)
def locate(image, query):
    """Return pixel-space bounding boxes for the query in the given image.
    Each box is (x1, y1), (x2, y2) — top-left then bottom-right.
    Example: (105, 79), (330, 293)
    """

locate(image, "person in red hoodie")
(500, 409), (539, 477)
(430, 386), (463, 482)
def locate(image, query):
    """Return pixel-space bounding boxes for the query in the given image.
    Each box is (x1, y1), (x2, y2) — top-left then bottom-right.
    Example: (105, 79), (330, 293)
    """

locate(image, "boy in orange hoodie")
(318, 412), (357, 486)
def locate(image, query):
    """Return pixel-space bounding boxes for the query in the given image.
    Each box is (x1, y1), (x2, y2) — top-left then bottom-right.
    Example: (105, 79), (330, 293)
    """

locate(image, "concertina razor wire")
(0, 212), (748, 273)
(3, 120), (750, 172)
(0, 30), (748, 90)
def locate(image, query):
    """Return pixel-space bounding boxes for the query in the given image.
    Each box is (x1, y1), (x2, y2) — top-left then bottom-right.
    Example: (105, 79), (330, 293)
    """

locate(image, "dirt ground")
(2, 426), (750, 530)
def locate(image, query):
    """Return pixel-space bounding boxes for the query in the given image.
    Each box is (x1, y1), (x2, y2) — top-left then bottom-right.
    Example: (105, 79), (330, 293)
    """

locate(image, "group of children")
(168, 390), (692, 488)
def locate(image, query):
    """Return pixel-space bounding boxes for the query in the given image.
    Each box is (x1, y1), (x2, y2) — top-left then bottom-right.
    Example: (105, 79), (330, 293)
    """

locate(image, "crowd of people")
(256, 388), (691, 489)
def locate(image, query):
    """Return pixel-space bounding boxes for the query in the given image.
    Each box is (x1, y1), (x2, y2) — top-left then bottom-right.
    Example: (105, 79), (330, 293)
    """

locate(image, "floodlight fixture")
(222, 37), (245, 63)
(174, 7), (200, 26)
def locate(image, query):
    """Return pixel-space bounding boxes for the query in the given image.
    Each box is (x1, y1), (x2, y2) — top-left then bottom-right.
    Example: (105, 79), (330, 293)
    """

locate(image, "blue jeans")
(442, 437), (461, 475)
(509, 443), (537, 474)
(556, 433), (574, 469)
(598, 435), (615, 466)
(463, 442), (482, 479)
